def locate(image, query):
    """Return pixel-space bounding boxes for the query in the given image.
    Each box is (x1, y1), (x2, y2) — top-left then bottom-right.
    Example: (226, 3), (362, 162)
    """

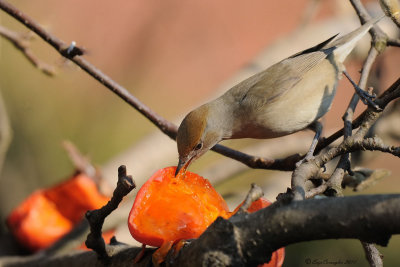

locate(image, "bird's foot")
(355, 86), (382, 111)
(342, 71), (382, 111)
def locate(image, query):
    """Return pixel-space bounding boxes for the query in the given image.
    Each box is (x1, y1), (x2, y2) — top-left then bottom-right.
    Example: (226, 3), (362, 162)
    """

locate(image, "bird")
(175, 16), (385, 176)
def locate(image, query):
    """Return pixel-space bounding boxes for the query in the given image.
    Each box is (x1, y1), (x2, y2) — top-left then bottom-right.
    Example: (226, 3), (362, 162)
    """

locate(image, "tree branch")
(0, 25), (55, 75)
(85, 166), (135, 260)
(1, 194), (399, 267)
(169, 194), (400, 266)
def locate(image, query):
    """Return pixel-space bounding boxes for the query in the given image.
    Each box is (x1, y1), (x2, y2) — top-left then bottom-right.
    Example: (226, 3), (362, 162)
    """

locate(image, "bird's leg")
(342, 71), (381, 111)
(296, 121), (322, 167)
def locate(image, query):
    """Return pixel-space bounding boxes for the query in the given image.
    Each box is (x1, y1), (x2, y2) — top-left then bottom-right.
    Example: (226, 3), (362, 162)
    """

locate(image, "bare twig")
(362, 242), (384, 267)
(342, 168), (391, 191)
(62, 141), (97, 179)
(62, 141), (113, 196)
(237, 184), (264, 213)
(304, 167), (390, 198)
(305, 184), (328, 199)
(0, 91), (12, 177)
(316, 76), (400, 153)
(0, 25), (55, 75)
(85, 165), (135, 260)
(387, 38), (400, 47)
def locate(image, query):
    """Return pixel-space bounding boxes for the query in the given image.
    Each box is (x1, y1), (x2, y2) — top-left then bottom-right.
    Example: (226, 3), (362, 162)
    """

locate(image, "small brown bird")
(175, 16), (384, 176)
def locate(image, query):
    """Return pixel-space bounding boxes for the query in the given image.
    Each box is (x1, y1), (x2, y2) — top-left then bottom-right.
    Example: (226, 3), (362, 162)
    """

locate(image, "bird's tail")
(327, 15), (385, 63)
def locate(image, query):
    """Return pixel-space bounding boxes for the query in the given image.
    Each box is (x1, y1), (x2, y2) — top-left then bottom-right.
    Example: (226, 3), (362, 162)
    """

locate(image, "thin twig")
(62, 140), (113, 196)
(238, 183), (264, 213)
(0, 91), (12, 176)
(305, 184), (328, 199)
(362, 242), (383, 267)
(387, 38), (400, 47)
(342, 168), (391, 191)
(62, 141), (97, 178)
(85, 165), (135, 260)
(0, 25), (55, 75)
(316, 76), (400, 153)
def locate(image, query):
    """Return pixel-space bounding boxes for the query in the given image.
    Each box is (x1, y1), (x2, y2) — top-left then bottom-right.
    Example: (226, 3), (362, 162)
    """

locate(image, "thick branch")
(170, 194), (400, 266)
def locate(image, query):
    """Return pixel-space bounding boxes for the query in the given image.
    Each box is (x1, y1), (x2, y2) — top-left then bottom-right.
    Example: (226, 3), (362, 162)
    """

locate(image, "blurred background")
(1, 0), (399, 266)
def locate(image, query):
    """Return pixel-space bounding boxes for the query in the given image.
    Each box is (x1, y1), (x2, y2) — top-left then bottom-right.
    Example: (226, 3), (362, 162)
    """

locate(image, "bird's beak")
(175, 157), (192, 177)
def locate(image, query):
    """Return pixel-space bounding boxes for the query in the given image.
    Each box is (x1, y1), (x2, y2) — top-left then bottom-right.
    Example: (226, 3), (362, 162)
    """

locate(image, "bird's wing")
(231, 42), (336, 109)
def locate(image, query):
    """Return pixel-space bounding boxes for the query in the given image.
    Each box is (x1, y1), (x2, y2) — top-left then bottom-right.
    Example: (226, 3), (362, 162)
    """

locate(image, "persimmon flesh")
(128, 167), (230, 247)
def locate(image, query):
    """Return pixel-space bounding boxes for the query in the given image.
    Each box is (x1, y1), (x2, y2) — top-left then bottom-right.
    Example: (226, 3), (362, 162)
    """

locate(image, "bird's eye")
(194, 142), (203, 151)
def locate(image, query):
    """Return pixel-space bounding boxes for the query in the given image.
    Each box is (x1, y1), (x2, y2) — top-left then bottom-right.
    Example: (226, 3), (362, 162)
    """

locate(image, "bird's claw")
(356, 87), (382, 111)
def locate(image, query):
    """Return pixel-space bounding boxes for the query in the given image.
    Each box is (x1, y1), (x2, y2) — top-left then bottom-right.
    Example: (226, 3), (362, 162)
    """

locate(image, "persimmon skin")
(128, 167), (230, 247)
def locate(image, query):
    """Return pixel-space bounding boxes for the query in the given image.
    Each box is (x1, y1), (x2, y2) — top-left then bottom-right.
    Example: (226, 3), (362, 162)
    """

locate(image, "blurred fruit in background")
(7, 173), (110, 252)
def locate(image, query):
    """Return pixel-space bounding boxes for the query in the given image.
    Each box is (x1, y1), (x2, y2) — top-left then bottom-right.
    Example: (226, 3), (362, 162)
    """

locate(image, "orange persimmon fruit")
(44, 174), (110, 223)
(128, 167), (230, 248)
(7, 191), (73, 251)
(7, 173), (110, 252)
(128, 167), (284, 266)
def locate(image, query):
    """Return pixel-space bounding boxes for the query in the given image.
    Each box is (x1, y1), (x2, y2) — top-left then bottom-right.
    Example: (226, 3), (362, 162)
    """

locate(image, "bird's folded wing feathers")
(235, 49), (332, 109)
(228, 32), (341, 109)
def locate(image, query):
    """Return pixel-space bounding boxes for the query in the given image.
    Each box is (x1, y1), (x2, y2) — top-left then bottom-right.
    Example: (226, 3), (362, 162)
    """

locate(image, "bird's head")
(175, 104), (223, 176)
